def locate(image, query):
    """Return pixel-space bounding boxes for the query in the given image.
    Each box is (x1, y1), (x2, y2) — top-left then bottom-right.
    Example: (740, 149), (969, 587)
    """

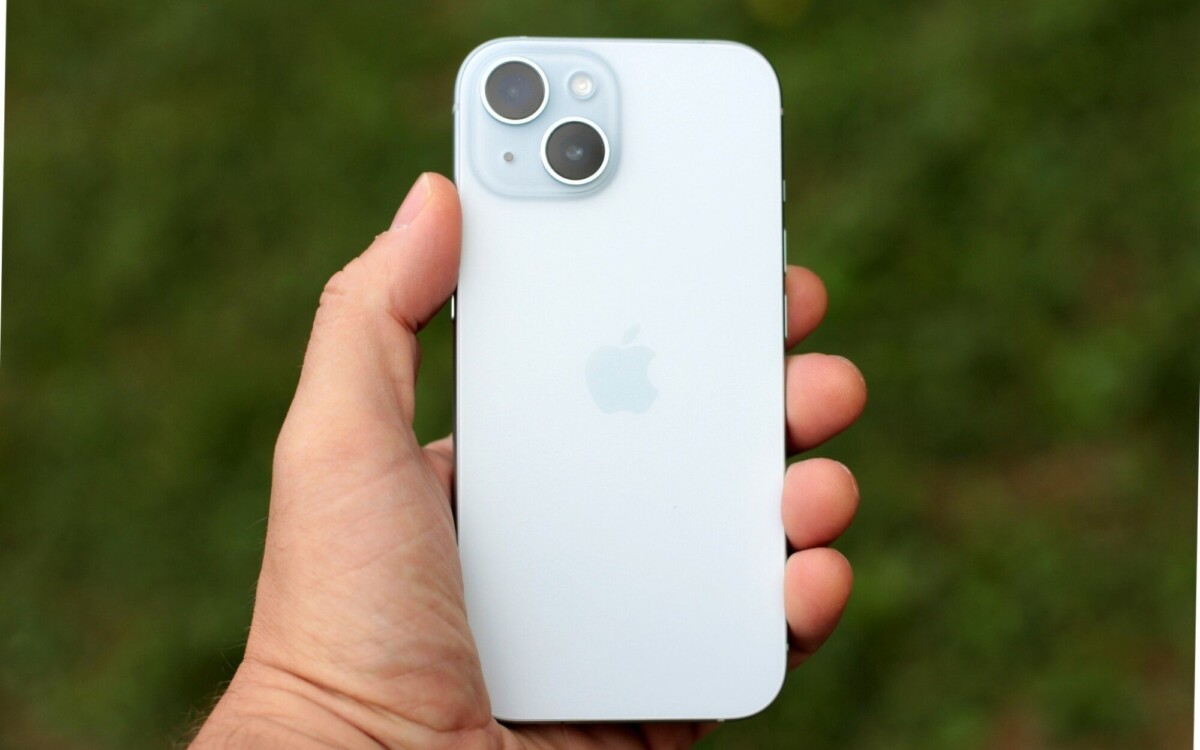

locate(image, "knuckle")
(315, 263), (360, 321)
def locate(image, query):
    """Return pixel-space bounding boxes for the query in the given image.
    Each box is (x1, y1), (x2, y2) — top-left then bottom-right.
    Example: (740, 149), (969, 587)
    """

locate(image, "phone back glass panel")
(454, 38), (786, 722)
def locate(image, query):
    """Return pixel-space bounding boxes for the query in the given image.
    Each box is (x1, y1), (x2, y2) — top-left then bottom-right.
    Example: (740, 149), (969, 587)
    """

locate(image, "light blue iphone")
(453, 38), (786, 722)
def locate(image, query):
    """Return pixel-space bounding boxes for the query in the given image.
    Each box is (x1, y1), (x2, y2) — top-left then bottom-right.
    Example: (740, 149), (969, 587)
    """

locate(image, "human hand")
(192, 173), (867, 749)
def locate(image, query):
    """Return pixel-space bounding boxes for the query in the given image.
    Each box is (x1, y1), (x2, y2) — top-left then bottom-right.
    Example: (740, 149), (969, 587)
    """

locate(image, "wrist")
(190, 659), (384, 750)
(191, 658), (515, 750)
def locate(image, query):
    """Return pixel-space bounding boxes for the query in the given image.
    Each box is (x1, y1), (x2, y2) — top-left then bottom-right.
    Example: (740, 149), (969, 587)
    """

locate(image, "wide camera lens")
(483, 60), (547, 123)
(543, 119), (608, 184)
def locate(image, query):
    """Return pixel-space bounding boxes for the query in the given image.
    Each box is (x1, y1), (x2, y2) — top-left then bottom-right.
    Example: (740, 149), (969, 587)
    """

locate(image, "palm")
(258, 399), (717, 748)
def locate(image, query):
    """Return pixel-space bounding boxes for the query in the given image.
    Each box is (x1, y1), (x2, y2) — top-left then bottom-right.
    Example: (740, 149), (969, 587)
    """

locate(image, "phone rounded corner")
(716, 651), (789, 721)
(708, 40), (783, 112)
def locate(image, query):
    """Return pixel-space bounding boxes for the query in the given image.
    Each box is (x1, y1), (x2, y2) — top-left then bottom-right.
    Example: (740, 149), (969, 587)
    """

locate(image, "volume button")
(450, 293), (456, 321)
(782, 229), (788, 273)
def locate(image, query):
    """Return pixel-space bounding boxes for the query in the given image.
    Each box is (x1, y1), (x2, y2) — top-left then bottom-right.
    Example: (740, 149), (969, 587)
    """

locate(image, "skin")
(192, 173), (867, 749)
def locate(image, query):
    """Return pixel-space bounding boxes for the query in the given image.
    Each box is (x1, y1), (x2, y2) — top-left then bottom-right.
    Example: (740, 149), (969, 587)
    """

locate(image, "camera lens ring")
(540, 117), (610, 186)
(480, 57), (549, 125)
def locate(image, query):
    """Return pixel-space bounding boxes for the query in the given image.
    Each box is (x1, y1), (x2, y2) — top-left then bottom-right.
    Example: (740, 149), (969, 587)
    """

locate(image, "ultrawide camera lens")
(542, 119), (608, 184)
(483, 59), (547, 123)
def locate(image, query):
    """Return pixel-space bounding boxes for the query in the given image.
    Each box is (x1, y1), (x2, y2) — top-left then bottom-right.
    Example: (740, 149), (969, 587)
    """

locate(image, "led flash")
(569, 72), (595, 99)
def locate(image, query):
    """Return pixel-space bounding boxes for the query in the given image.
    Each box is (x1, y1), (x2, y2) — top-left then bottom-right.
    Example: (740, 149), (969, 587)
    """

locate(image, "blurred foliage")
(2, 0), (1197, 748)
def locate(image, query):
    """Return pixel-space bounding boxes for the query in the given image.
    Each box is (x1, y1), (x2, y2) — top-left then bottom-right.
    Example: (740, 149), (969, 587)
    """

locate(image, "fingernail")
(391, 173), (432, 229)
(831, 355), (866, 387)
(833, 460), (859, 498)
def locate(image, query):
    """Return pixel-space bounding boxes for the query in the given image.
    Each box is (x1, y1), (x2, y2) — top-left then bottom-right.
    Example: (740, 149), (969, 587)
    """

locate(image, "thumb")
(280, 173), (460, 464)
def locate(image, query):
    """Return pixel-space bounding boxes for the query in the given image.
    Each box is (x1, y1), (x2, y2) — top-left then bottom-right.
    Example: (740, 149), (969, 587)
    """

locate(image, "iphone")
(453, 38), (786, 722)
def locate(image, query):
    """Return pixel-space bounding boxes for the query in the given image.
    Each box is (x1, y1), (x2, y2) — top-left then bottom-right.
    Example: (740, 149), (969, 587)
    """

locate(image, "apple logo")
(586, 325), (658, 414)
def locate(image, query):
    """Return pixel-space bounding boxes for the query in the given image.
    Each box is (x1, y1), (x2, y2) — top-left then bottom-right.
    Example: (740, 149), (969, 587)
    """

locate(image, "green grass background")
(2, 0), (1197, 747)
